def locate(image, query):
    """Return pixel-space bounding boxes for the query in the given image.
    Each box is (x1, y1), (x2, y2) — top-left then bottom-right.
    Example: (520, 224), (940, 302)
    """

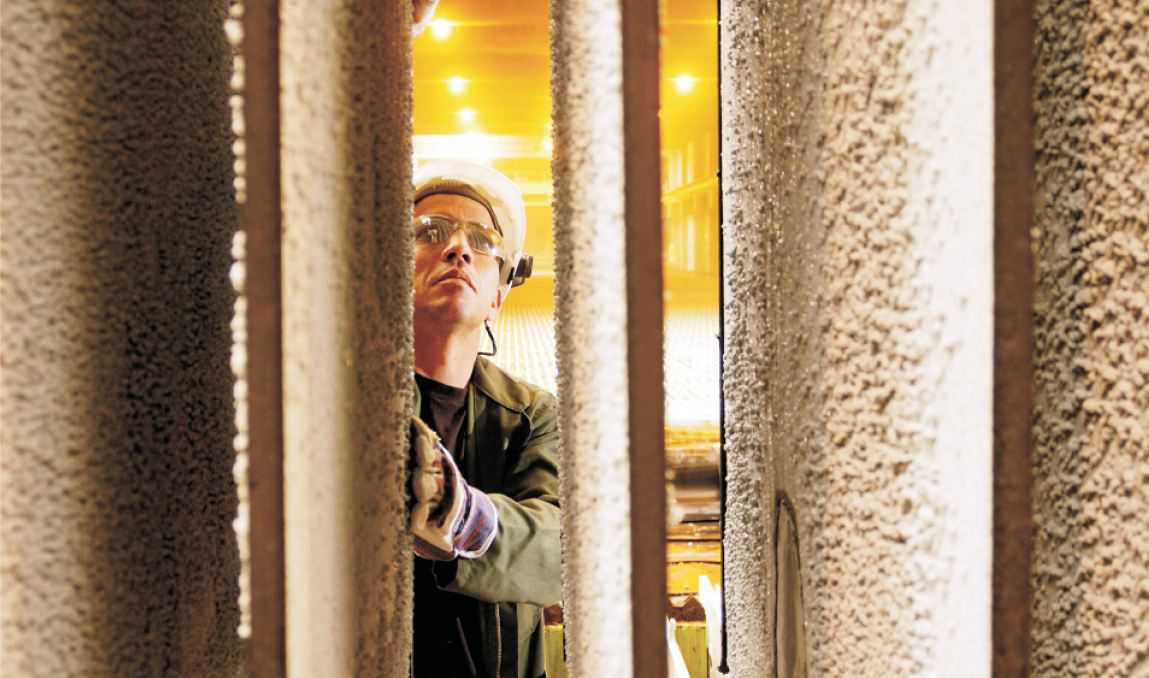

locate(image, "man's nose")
(442, 229), (473, 265)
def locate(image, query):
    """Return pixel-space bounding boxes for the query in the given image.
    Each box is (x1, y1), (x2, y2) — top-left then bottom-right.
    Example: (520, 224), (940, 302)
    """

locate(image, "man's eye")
(469, 232), (495, 250)
(416, 225), (445, 242)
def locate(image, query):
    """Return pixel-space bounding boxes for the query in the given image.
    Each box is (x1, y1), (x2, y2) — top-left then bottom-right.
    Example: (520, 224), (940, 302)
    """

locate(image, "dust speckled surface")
(280, 1), (414, 675)
(1030, 2), (1149, 675)
(551, 1), (634, 676)
(722, 1), (994, 675)
(1, 2), (241, 675)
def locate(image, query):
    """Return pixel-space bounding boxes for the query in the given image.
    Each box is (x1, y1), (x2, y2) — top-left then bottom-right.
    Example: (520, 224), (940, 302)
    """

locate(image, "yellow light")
(674, 74), (696, 94)
(457, 108), (477, 124)
(430, 19), (453, 39)
(542, 137), (553, 157)
(446, 76), (468, 95)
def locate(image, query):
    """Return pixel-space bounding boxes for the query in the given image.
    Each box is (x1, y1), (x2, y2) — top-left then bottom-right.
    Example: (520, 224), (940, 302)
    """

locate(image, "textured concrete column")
(1, 3), (241, 676)
(721, 2), (994, 675)
(551, 0), (666, 676)
(279, 2), (414, 676)
(1030, 2), (1149, 676)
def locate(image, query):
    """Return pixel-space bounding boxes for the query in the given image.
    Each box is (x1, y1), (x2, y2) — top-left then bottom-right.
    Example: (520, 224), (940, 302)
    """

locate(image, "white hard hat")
(413, 160), (533, 288)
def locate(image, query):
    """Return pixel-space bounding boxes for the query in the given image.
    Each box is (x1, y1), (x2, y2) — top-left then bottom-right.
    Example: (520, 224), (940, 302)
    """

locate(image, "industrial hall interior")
(1, 1), (1146, 677)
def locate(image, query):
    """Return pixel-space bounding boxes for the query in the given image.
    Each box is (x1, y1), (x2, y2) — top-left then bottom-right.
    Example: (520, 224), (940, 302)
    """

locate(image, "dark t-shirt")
(413, 372), (485, 677)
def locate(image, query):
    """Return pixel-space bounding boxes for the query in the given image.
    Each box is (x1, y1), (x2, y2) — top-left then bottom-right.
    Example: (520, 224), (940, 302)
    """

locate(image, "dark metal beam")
(242, 2), (286, 675)
(621, 1), (668, 676)
(993, 1), (1036, 674)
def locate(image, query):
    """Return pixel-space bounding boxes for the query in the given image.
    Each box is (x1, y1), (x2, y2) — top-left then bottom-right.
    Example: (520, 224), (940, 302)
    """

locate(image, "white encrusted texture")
(719, 1), (774, 673)
(550, 1), (634, 676)
(223, 0), (254, 643)
(722, 1), (994, 675)
(280, 2), (414, 675)
(1030, 2), (1149, 676)
(1, 2), (241, 676)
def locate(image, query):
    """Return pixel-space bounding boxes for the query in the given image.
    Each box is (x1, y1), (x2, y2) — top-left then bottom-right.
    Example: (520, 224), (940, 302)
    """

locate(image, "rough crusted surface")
(1030, 2), (1149, 675)
(1, 3), (241, 676)
(550, 1), (634, 676)
(719, 2), (774, 673)
(723, 1), (994, 675)
(280, 2), (414, 675)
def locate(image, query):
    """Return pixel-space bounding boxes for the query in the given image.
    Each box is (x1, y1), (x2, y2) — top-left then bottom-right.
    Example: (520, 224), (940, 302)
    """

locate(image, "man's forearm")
(445, 496), (562, 606)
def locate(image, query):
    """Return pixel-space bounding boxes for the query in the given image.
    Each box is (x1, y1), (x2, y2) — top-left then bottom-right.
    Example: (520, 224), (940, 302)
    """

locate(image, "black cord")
(478, 319), (497, 357)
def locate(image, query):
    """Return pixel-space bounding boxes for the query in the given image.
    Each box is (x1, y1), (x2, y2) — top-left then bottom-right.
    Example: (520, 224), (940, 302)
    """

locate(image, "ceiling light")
(430, 19), (453, 40)
(674, 74), (696, 94)
(446, 76), (468, 95)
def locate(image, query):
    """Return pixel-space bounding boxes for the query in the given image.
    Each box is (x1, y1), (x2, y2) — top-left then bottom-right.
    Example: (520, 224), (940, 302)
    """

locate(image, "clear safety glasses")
(413, 215), (505, 264)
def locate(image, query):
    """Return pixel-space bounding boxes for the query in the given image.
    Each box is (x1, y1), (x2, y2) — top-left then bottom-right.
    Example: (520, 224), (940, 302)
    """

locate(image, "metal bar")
(621, 1), (668, 676)
(992, 0), (1036, 674)
(242, 1), (286, 675)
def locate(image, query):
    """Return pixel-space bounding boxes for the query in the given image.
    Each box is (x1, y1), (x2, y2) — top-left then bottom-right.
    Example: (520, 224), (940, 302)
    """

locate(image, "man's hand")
(409, 417), (498, 561)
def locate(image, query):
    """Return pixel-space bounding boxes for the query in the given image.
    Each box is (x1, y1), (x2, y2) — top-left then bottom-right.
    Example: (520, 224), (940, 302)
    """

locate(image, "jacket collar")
(412, 358), (530, 415)
(470, 357), (530, 413)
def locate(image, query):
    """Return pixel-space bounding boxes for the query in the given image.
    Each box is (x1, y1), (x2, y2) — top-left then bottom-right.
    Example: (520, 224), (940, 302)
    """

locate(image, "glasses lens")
(466, 226), (500, 254)
(414, 216), (503, 259)
(414, 216), (453, 244)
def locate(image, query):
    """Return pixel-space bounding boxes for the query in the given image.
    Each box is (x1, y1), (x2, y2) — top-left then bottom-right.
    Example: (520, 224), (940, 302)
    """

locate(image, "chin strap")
(478, 319), (497, 357)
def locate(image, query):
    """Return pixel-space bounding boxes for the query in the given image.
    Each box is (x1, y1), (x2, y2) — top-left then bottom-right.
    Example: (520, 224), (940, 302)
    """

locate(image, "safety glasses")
(413, 215), (504, 264)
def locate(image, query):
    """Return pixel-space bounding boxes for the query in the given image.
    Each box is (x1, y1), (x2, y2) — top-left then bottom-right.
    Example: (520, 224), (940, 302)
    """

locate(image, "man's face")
(413, 193), (506, 333)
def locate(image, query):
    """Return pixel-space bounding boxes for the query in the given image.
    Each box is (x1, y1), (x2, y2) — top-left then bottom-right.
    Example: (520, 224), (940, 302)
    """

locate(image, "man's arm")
(442, 391), (562, 607)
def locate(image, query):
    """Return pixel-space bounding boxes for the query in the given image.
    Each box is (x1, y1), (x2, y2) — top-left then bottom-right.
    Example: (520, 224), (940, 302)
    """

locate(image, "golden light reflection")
(446, 76), (468, 94)
(673, 74), (697, 94)
(429, 18), (453, 40)
(457, 107), (477, 125)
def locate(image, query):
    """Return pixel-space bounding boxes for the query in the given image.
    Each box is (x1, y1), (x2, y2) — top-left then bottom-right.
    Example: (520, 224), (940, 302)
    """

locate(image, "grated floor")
(490, 307), (720, 426)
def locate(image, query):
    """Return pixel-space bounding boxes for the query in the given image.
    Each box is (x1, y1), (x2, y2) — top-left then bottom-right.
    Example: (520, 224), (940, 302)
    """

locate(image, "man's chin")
(414, 301), (482, 330)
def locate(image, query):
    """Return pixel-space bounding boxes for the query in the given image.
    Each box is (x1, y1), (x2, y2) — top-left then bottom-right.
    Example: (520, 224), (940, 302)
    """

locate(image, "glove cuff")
(438, 446), (498, 560)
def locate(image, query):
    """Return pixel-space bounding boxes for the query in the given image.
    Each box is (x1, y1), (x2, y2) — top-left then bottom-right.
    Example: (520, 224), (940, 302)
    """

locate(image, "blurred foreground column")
(551, 0), (667, 676)
(277, 2), (414, 676)
(1, 3), (241, 676)
(721, 2), (994, 675)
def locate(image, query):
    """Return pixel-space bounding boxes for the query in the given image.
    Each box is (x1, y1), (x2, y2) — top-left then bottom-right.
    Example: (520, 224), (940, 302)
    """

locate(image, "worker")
(407, 160), (560, 678)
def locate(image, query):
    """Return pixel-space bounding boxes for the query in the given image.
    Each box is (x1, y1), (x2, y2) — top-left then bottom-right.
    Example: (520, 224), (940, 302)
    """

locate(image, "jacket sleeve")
(443, 391), (562, 607)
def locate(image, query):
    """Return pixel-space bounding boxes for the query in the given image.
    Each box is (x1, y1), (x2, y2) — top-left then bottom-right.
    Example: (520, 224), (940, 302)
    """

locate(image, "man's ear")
(486, 285), (507, 322)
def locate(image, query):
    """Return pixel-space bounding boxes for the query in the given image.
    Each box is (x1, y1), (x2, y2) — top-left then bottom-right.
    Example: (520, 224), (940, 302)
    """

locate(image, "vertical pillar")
(279, 1), (414, 676)
(993, 1), (1036, 675)
(551, 0), (667, 675)
(621, 2), (668, 677)
(721, 1), (994, 675)
(1030, 2), (1149, 675)
(1, 2), (241, 676)
(719, 1), (774, 672)
(241, 0), (287, 675)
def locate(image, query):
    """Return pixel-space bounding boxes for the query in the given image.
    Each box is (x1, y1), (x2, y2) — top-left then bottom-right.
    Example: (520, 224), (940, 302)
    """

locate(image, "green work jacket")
(415, 357), (562, 678)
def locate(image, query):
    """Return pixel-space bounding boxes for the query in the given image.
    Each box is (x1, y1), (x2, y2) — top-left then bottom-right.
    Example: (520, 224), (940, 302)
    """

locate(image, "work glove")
(409, 417), (498, 561)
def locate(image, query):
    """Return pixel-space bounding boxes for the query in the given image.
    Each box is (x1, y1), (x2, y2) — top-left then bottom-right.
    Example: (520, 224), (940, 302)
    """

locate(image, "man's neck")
(413, 323), (482, 388)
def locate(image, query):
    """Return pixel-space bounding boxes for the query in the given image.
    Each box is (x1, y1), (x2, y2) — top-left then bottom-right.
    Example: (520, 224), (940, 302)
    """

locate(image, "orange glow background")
(413, 0), (720, 425)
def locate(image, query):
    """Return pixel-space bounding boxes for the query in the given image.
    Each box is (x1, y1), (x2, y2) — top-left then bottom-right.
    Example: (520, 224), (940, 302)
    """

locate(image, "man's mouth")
(434, 269), (475, 291)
